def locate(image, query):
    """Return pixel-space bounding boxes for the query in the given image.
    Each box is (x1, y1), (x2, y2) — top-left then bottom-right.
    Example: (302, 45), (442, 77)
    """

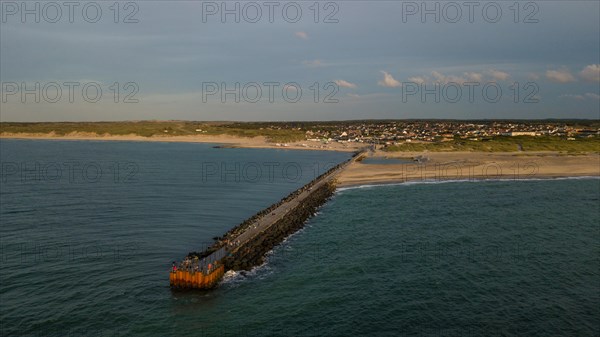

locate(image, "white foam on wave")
(220, 215), (319, 286)
(220, 259), (274, 287)
(336, 176), (600, 192)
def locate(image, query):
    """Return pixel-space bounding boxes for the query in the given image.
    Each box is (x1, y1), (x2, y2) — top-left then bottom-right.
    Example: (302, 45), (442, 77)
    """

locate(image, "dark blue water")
(1, 140), (598, 336)
(0, 139), (348, 336)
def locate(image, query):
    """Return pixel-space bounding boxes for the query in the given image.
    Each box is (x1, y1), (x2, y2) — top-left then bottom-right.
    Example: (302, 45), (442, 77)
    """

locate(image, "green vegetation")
(1, 121), (599, 152)
(384, 136), (600, 153)
(0, 121), (305, 143)
(209, 123), (305, 142)
(0, 121), (189, 137)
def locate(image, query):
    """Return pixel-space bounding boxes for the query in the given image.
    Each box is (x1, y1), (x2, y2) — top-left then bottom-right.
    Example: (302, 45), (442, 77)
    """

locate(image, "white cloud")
(407, 76), (427, 85)
(408, 71), (481, 85)
(378, 71), (401, 88)
(488, 69), (510, 81)
(559, 94), (585, 100)
(527, 73), (540, 80)
(405, 69), (513, 85)
(431, 71), (467, 84)
(579, 64), (600, 82)
(585, 93), (600, 100)
(334, 79), (357, 88)
(560, 93), (598, 101)
(464, 72), (483, 82)
(546, 69), (576, 83)
(295, 31), (308, 40)
(431, 71), (446, 82)
(302, 59), (323, 67)
(283, 84), (299, 91)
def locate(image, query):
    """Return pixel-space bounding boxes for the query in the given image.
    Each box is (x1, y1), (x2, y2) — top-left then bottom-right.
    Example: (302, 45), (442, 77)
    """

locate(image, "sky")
(1, 0), (599, 121)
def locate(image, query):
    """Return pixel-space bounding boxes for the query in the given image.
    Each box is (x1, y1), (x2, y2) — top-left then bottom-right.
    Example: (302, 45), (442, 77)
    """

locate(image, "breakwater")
(170, 150), (364, 289)
(222, 179), (336, 271)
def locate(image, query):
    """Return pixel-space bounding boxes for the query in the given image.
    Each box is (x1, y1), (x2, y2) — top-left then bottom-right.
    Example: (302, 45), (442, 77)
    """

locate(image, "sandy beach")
(3, 133), (598, 185)
(0, 132), (363, 152)
(337, 151), (600, 187)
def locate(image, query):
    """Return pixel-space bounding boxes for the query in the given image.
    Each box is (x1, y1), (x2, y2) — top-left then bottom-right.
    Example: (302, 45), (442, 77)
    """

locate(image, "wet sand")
(337, 151), (600, 187)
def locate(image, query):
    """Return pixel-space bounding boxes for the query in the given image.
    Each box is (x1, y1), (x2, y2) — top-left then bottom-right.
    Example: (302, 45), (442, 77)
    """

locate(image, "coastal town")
(251, 120), (600, 145)
(2, 120), (598, 152)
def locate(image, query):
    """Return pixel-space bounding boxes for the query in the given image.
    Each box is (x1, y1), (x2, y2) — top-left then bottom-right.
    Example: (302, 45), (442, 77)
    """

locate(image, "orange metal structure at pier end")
(169, 265), (225, 289)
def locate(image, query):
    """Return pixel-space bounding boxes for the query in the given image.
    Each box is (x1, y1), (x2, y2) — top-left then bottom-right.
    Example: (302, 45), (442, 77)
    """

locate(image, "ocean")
(1, 140), (598, 336)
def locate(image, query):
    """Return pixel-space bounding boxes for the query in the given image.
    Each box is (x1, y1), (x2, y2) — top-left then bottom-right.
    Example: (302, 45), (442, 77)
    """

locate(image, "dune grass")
(1, 122), (598, 151)
(0, 121), (306, 143)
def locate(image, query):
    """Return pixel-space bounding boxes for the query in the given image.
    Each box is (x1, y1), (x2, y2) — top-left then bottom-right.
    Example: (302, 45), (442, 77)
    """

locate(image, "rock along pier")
(169, 150), (365, 289)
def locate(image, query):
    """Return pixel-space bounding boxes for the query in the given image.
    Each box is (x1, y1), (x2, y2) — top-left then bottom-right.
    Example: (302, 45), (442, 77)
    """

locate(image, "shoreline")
(336, 151), (600, 187)
(336, 175), (600, 189)
(3, 134), (599, 186)
(0, 134), (360, 152)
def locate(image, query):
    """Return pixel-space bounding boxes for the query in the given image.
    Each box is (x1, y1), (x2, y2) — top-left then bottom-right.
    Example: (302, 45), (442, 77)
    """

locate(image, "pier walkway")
(170, 150), (365, 289)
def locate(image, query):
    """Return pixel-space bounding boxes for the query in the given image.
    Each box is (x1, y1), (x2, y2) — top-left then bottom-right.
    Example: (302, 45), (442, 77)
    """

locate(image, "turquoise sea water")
(1, 140), (598, 336)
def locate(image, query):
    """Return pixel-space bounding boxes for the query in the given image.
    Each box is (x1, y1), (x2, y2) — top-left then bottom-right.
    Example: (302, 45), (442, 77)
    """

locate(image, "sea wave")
(220, 260), (274, 287)
(336, 176), (600, 192)
(219, 214), (325, 287)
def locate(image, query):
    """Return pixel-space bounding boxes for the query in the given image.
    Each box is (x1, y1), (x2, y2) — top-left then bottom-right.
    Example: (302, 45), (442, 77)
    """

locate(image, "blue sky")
(1, 1), (599, 121)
